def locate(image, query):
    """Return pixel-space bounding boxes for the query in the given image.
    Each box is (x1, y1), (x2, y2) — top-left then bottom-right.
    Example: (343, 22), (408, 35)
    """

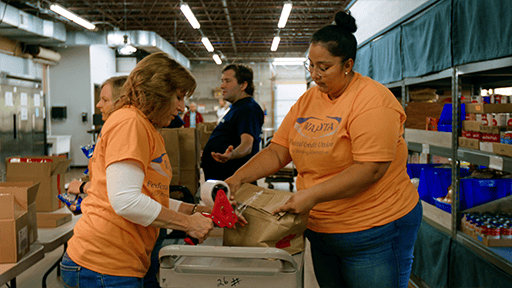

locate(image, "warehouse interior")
(1, 0), (512, 287)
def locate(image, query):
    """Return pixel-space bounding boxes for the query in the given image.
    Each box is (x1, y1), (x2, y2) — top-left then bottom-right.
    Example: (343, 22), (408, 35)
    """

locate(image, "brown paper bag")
(223, 184), (308, 255)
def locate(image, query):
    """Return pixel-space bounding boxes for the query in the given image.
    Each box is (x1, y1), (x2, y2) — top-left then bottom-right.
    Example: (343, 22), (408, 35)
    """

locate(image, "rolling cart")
(159, 245), (304, 288)
(264, 162), (297, 191)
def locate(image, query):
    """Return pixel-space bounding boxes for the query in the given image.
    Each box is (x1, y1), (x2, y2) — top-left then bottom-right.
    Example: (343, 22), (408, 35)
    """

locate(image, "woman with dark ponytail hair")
(225, 10), (422, 288)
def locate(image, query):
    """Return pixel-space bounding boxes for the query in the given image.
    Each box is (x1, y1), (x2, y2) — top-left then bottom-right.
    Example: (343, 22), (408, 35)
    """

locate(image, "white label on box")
(5, 91), (13, 107)
(20, 93), (28, 106)
(489, 156), (503, 171)
(479, 142), (494, 153)
(18, 226), (28, 252)
(422, 144), (430, 154)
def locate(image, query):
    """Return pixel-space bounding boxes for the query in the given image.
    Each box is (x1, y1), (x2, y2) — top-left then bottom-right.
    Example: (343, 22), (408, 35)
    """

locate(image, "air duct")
(0, 2), (66, 45)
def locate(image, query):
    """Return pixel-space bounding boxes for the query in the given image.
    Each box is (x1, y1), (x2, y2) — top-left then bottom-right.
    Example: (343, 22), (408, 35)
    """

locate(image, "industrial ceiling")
(5, 0), (351, 62)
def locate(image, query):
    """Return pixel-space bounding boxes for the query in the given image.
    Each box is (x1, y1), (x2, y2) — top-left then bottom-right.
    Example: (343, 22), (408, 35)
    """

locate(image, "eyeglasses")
(303, 59), (342, 77)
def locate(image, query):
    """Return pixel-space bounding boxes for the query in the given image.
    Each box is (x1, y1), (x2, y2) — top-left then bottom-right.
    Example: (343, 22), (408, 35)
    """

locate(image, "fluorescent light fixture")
(273, 57), (306, 66)
(278, 2), (293, 28)
(270, 36), (280, 51)
(50, 3), (96, 30)
(180, 3), (200, 29)
(118, 44), (137, 55)
(212, 54), (222, 65)
(201, 37), (214, 52)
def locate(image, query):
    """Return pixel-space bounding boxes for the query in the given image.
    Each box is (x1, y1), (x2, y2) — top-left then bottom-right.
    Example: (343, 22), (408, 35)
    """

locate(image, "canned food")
(501, 224), (512, 239)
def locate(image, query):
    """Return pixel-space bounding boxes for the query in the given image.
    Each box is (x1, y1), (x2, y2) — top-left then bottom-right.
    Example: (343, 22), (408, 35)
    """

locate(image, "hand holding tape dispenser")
(184, 180), (238, 245)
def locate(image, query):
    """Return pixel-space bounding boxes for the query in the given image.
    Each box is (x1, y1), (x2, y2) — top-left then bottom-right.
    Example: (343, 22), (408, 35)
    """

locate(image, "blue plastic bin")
(406, 163), (442, 179)
(438, 103), (466, 125)
(459, 178), (512, 210)
(433, 197), (452, 213)
(417, 167), (471, 205)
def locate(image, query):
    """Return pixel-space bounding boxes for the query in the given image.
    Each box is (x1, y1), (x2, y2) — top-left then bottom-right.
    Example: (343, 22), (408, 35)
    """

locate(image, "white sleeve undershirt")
(106, 161), (182, 227)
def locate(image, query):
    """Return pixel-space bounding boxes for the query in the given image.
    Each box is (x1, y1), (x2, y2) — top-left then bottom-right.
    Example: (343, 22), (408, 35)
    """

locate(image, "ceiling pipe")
(221, 0), (237, 54)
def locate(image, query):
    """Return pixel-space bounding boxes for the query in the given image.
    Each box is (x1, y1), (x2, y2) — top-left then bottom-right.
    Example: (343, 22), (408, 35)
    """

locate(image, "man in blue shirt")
(201, 64), (264, 181)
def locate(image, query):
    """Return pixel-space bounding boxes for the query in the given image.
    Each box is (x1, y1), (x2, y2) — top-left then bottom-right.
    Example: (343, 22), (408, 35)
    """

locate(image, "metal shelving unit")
(389, 56), (512, 279)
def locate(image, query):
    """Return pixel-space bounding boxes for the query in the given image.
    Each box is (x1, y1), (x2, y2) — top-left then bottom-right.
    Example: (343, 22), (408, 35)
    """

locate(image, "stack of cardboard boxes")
(0, 156), (71, 263)
(0, 182), (39, 263)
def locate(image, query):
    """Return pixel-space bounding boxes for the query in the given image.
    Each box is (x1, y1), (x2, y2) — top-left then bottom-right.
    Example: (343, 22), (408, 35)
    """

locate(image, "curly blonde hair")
(107, 52), (196, 127)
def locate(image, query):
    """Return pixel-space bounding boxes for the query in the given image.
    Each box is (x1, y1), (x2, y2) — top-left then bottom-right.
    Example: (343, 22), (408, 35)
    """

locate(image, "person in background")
(216, 98), (230, 124)
(224, 11), (422, 288)
(201, 64), (264, 182)
(61, 52), (214, 288)
(182, 102), (203, 128)
(67, 75), (128, 195)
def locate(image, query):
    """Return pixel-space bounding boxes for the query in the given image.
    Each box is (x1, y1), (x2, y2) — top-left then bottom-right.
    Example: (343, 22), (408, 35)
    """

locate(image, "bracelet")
(79, 181), (87, 194)
(192, 204), (198, 214)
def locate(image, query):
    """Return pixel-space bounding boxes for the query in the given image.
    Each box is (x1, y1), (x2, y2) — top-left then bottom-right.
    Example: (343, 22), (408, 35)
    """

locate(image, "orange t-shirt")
(272, 73), (419, 233)
(67, 106), (172, 277)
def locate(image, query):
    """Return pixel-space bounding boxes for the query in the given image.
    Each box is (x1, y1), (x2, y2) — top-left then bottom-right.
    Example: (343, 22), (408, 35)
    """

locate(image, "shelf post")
(451, 68), (461, 237)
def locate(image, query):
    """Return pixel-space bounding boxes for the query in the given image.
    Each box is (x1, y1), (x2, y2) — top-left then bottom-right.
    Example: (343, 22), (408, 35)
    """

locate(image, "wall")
(49, 47), (92, 166)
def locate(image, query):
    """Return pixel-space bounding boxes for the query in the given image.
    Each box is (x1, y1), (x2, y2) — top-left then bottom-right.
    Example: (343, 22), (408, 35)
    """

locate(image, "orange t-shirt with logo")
(67, 106), (172, 277)
(272, 73), (419, 233)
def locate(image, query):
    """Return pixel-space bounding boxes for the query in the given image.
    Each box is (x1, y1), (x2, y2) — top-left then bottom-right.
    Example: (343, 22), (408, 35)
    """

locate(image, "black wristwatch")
(79, 181), (87, 194)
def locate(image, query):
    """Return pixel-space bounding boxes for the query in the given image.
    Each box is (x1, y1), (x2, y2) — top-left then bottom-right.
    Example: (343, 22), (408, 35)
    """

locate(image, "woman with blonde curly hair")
(60, 52), (214, 288)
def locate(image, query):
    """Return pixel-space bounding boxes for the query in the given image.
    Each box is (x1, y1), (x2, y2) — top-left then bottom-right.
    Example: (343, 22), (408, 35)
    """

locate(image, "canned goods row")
(501, 131), (512, 144)
(471, 94), (511, 104)
(462, 212), (512, 240)
(465, 113), (512, 126)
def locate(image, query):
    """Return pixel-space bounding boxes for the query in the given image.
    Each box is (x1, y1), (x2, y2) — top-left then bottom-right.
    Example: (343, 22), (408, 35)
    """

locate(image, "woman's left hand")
(272, 189), (316, 215)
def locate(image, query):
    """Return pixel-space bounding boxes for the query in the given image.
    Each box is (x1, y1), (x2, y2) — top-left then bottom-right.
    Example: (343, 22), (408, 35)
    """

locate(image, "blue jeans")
(143, 228), (167, 288)
(60, 252), (144, 288)
(305, 201), (422, 288)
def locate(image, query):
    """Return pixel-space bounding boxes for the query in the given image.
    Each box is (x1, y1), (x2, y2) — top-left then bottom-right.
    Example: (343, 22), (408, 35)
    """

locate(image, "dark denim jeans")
(305, 201), (422, 288)
(60, 252), (144, 288)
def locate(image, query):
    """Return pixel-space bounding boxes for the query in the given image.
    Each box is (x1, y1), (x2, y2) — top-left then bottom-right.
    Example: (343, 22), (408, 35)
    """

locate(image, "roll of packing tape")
(200, 180), (231, 206)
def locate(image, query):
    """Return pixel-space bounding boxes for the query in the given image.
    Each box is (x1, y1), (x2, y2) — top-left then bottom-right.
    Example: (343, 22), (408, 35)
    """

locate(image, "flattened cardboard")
(223, 184), (308, 255)
(36, 213), (72, 228)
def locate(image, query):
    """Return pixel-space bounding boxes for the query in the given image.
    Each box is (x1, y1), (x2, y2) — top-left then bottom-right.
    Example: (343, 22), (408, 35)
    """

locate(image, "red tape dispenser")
(184, 189), (238, 245)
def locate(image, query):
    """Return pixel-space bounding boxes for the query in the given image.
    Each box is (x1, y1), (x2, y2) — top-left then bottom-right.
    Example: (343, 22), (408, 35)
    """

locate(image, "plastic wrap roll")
(200, 180), (231, 206)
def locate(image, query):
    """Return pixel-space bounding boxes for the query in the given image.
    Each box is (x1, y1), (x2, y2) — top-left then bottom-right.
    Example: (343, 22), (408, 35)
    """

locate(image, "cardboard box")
(36, 213), (72, 228)
(0, 210), (29, 263)
(6, 156), (71, 212)
(421, 200), (452, 232)
(196, 122), (217, 150)
(405, 129), (452, 148)
(0, 194), (23, 220)
(177, 128), (201, 170)
(161, 128), (201, 192)
(465, 103), (512, 114)
(160, 129), (180, 186)
(493, 142), (512, 157)
(458, 137), (480, 149)
(223, 184), (308, 255)
(462, 120), (482, 132)
(404, 102), (445, 130)
(461, 195), (512, 247)
(0, 182), (40, 244)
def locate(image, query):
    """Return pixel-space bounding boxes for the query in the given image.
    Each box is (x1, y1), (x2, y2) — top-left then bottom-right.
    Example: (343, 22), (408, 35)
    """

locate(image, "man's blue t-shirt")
(201, 97), (264, 181)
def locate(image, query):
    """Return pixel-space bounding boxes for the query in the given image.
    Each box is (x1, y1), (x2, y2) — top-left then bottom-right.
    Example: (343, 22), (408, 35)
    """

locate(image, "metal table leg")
(41, 243), (67, 288)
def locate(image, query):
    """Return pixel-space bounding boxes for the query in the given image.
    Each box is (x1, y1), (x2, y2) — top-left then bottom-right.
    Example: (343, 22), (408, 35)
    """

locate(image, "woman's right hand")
(186, 213), (214, 244)
(67, 180), (83, 194)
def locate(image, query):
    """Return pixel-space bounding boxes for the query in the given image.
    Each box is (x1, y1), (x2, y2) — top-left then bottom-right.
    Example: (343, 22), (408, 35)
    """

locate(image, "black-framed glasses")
(303, 59), (342, 77)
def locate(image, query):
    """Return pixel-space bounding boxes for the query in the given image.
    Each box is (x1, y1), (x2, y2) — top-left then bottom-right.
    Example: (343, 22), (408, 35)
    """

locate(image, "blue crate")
(459, 178), (512, 210)
(433, 197), (452, 213)
(417, 167), (471, 205)
(406, 163), (443, 179)
(438, 103), (466, 125)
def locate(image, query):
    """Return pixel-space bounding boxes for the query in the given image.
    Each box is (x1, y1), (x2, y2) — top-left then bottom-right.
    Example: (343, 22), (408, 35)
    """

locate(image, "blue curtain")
(402, 0), (452, 77)
(371, 27), (402, 84)
(453, 0), (512, 66)
(353, 43), (372, 78)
